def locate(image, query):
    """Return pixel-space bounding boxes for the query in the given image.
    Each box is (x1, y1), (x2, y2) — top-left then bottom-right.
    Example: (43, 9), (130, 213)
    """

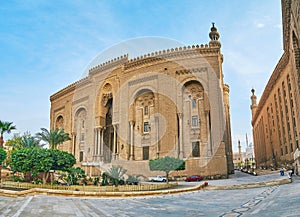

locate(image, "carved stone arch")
(73, 107), (88, 161)
(95, 82), (115, 125)
(180, 76), (209, 95)
(74, 107), (87, 133)
(183, 80), (210, 111)
(93, 82), (116, 162)
(55, 115), (64, 129)
(130, 88), (155, 118)
(130, 87), (156, 105)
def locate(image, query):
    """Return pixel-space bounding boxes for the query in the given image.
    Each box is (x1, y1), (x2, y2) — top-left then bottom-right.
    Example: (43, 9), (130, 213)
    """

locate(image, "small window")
(144, 122), (150, 132)
(192, 142), (200, 157)
(80, 134), (85, 142)
(192, 116), (198, 126)
(144, 106), (148, 115)
(79, 151), (83, 162)
(192, 99), (197, 108)
(82, 120), (85, 128)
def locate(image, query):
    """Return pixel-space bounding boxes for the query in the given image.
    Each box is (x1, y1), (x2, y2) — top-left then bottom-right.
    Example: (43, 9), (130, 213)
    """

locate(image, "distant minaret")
(246, 133), (249, 148)
(238, 140), (241, 155)
(250, 88), (257, 118)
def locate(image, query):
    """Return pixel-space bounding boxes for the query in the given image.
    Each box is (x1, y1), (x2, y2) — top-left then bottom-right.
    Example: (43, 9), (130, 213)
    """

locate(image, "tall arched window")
(75, 109), (87, 144)
(134, 89), (154, 134)
(55, 115), (64, 129)
(182, 81), (209, 158)
(133, 89), (155, 160)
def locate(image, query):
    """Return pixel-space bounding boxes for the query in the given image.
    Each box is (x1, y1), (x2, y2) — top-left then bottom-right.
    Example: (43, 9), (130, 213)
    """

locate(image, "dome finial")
(211, 22), (217, 31)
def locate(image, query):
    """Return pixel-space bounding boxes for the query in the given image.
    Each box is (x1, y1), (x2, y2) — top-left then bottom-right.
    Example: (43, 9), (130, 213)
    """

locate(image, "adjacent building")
(50, 24), (234, 178)
(251, 0), (300, 174)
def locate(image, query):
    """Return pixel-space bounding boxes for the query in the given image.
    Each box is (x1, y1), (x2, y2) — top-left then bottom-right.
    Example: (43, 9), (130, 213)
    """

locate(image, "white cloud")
(256, 23), (265, 28)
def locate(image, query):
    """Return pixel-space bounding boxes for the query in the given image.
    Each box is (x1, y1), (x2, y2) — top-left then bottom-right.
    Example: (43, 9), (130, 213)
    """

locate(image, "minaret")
(238, 140), (242, 162)
(246, 133), (249, 148)
(209, 22), (221, 47)
(250, 88), (257, 118)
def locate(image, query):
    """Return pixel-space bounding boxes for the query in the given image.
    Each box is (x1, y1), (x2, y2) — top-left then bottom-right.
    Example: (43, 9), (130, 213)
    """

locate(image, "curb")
(0, 183), (207, 198)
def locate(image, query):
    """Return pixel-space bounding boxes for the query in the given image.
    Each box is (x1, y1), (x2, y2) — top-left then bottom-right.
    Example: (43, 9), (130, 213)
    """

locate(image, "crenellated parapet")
(50, 77), (91, 101)
(89, 54), (129, 75)
(124, 44), (221, 70)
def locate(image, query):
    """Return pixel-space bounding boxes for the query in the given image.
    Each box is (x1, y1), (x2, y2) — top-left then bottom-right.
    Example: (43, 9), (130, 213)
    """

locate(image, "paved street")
(0, 171), (298, 217)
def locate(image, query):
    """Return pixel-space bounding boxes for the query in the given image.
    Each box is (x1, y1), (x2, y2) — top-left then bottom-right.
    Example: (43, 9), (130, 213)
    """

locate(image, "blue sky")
(0, 0), (283, 152)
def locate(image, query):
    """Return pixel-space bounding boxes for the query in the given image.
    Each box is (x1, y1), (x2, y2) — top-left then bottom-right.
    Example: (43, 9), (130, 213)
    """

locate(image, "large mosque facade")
(50, 24), (234, 178)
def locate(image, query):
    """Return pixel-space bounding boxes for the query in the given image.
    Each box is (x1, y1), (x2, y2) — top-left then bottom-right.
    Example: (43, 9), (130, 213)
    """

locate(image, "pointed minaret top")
(250, 88), (258, 117)
(209, 22), (221, 47)
(251, 88), (257, 105)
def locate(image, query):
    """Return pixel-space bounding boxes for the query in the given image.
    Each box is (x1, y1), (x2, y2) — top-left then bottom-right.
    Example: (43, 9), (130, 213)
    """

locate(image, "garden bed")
(0, 181), (178, 192)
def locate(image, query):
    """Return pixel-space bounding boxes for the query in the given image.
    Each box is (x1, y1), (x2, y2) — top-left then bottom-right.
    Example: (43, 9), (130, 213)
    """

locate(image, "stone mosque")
(50, 24), (234, 178)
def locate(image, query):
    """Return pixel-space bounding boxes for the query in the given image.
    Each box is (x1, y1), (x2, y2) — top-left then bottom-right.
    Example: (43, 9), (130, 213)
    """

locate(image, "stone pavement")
(205, 169), (290, 187)
(0, 170), (296, 217)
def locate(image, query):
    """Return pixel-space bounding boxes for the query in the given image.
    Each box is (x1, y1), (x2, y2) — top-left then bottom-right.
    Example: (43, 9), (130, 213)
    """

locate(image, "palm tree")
(0, 121), (16, 148)
(0, 121), (15, 182)
(36, 128), (71, 149)
(20, 135), (43, 148)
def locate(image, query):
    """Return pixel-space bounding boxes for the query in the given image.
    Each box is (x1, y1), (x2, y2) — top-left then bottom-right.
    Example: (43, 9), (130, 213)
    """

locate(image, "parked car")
(185, 175), (203, 182)
(149, 175), (167, 182)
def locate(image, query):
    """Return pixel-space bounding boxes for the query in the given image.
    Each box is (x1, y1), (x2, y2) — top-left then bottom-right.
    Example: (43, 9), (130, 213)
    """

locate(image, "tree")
(149, 156), (185, 183)
(10, 148), (76, 184)
(50, 149), (76, 172)
(6, 133), (43, 150)
(0, 149), (7, 165)
(5, 136), (22, 150)
(0, 121), (16, 148)
(36, 128), (71, 149)
(0, 148), (7, 182)
(10, 148), (53, 183)
(20, 135), (42, 149)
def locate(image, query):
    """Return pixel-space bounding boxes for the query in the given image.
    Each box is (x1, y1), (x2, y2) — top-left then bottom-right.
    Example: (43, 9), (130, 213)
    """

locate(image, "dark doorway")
(104, 98), (113, 162)
(143, 146), (149, 160)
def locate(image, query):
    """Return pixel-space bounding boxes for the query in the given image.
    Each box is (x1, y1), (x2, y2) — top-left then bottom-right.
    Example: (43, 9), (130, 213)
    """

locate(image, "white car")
(149, 175), (167, 182)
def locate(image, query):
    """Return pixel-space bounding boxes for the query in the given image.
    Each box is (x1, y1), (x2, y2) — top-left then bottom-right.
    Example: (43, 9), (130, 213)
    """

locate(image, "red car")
(185, 175), (203, 182)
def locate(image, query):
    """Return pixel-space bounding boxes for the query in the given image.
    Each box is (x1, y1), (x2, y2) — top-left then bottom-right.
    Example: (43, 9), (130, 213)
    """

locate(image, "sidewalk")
(204, 170), (291, 190)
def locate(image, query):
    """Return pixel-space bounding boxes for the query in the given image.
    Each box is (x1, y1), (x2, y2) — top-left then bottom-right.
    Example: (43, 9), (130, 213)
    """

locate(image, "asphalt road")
(0, 172), (298, 217)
